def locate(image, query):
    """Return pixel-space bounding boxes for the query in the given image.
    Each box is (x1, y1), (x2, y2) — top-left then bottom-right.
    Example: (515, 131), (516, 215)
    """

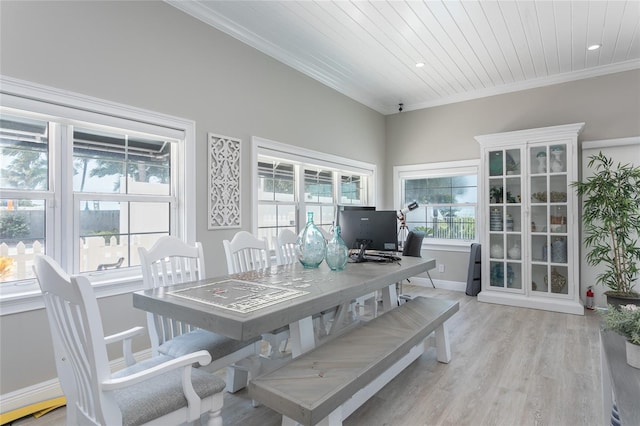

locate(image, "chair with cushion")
(139, 236), (261, 394)
(223, 231), (289, 359)
(33, 254), (225, 426)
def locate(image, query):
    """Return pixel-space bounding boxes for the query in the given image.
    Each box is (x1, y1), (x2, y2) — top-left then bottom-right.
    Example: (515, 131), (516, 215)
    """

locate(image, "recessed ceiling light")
(415, 62), (425, 68)
(587, 44), (601, 51)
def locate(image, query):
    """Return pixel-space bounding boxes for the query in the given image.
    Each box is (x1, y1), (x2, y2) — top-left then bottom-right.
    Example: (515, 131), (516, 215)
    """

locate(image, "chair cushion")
(111, 355), (225, 426)
(158, 328), (261, 360)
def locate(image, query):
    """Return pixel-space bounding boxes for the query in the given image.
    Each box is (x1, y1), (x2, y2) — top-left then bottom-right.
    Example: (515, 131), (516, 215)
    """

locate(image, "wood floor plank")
(12, 286), (603, 426)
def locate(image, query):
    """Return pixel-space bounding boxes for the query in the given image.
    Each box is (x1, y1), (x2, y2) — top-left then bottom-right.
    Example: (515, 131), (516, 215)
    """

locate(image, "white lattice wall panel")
(208, 133), (241, 229)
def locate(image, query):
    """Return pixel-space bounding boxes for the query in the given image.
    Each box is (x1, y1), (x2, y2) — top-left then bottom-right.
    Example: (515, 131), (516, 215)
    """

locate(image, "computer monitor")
(335, 205), (375, 228)
(338, 209), (398, 253)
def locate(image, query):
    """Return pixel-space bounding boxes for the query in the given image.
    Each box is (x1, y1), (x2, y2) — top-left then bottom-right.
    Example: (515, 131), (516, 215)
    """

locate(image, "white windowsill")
(422, 241), (475, 253)
(0, 269), (144, 315)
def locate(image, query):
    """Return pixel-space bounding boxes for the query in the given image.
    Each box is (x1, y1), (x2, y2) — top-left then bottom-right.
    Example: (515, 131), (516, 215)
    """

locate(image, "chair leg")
(427, 270), (436, 288)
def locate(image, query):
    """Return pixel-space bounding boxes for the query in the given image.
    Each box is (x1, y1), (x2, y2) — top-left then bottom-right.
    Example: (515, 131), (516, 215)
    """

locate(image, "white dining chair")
(33, 254), (225, 426)
(139, 236), (261, 394)
(223, 231), (271, 274)
(272, 228), (297, 266)
(223, 231), (289, 359)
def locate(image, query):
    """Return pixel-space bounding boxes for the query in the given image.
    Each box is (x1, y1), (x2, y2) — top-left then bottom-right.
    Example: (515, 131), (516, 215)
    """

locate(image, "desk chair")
(398, 231), (434, 302)
(138, 236), (261, 395)
(34, 254), (225, 426)
(223, 231), (289, 360)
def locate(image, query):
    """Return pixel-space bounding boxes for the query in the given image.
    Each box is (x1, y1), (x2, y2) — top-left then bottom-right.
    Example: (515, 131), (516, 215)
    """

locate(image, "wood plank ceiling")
(167, 1), (640, 115)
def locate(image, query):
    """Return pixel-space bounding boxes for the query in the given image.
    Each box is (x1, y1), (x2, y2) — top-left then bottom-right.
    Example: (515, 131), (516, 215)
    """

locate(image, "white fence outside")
(0, 235), (158, 282)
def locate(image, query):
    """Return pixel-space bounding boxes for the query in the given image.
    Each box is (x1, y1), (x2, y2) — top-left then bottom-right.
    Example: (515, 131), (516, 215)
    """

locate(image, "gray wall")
(1, 0), (639, 401)
(385, 69), (640, 285)
(0, 0), (385, 395)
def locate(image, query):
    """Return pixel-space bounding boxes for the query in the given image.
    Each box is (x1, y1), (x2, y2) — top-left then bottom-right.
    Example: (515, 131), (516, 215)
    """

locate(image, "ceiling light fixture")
(415, 62), (425, 68)
(587, 44), (601, 51)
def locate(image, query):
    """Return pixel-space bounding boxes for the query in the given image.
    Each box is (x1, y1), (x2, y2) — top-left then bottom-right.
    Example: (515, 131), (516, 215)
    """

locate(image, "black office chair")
(398, 231), (434, 304)
(402, 230), (425, 257)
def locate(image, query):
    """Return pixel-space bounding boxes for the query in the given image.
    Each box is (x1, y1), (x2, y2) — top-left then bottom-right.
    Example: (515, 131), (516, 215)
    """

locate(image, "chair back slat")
(139, 237), (206, 353)
(222, 231), (270, 274)
(34, 255), (120, 425)
(273, 229), (298, 266)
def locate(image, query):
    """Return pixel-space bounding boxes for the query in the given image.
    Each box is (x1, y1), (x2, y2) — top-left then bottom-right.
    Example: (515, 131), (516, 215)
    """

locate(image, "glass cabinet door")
(488, 148), (522, 291)
(529, 143), (569, 295)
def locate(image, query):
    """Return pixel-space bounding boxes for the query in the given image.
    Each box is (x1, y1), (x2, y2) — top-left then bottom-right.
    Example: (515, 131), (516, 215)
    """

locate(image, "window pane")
(258, 161), (294, 202)
(258, 204), (276, 228)
(129, 202), (170, 234)
(0, 199), (46, 282)
(0, 115), (49, 191)
(403, 173), (477, 241)
(74, 129), (171, 195)
(340, 174), (365, 204)
(78, 201), (170, 272)
(304, 169), (333, 203)
(257, 203), (296, 247)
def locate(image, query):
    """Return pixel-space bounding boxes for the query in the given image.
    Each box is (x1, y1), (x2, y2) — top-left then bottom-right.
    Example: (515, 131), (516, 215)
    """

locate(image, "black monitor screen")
(338, 209), (398, 252)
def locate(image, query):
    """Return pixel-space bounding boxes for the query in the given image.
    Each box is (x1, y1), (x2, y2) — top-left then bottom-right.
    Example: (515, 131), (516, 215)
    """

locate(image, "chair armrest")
(104, 326), (146, 367)
(102, 350), (213, 421)
(101, 350), (212, 390)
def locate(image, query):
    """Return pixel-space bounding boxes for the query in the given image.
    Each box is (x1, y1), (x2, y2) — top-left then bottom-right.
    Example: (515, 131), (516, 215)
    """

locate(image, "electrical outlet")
(438, 264), (445, 273)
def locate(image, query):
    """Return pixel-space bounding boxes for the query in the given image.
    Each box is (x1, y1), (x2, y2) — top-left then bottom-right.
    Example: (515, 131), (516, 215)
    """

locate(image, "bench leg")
(281, 407), (342, 426)
(289, 316), (315, 358)
(435, 321), (451, 363)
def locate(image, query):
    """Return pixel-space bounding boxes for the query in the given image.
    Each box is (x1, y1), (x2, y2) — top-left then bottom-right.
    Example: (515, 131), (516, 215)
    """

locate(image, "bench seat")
(249, 296), (459, 426)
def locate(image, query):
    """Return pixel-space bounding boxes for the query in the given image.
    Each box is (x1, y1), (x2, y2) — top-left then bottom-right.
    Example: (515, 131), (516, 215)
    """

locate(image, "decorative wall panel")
(208, 133), (241, 229)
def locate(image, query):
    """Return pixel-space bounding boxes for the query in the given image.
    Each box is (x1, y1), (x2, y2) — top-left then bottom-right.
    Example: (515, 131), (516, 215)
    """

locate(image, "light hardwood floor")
(11, 286), (603, 426)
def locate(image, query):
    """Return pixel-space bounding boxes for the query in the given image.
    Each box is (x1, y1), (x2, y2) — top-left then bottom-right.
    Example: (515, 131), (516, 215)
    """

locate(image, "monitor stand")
(351, 239), (372, 263)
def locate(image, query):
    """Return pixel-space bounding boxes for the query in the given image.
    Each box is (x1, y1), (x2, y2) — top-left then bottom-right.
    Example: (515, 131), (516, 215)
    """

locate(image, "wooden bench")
(248, 296), (459, 426)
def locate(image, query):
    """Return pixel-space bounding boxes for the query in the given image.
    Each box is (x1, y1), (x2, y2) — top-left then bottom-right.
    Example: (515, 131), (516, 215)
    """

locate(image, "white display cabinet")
(476, 123), (584, 315)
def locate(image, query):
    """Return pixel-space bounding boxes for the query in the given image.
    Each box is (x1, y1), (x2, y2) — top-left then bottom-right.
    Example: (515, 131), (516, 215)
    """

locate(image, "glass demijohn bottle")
(325, 225), (348, 271)
(296, 212), (326, 268)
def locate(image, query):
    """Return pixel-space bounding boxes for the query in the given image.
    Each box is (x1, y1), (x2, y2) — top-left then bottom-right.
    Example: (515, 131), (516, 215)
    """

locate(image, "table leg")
(381, 283), (398, 312)
(289, 316), (315, 358)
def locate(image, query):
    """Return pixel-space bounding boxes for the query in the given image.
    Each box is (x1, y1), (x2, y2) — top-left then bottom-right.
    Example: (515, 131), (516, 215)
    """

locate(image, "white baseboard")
(0, 349), (152, 415)
(407, 277), (466, 293)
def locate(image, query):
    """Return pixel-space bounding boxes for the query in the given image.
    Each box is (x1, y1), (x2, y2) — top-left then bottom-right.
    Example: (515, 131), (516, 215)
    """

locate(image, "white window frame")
(394, 159), (480, 252)
(0, 76), (196, 314)
(251, 136), (376, 239)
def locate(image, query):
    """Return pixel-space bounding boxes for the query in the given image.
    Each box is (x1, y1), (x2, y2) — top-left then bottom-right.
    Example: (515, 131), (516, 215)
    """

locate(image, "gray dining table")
(133, 255), (435, 357)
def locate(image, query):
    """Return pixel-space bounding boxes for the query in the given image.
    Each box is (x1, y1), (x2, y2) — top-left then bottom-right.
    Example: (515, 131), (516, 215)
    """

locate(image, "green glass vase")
(325, 225), (348, 271)
(296, 212), (326, 268)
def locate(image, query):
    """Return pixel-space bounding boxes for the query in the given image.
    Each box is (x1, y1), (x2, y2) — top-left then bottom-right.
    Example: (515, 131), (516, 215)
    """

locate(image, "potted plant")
(602, 304), (640, 368)
(571, 152), (640, 305)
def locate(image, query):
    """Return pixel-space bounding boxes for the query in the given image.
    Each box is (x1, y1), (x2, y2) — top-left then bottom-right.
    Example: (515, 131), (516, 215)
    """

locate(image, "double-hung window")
(394, 160), (479, 248)
(253, 137), (375, 246)
(0, 77), (194, 304)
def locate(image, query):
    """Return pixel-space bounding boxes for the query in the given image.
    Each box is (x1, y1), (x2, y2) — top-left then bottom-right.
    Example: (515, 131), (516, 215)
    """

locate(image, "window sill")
(422, 240), (476, 253)
(0, 270), (144, 316)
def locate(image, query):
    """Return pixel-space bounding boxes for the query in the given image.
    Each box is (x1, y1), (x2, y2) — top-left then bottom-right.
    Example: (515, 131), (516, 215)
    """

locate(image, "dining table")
(133, 255), (435, 357)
